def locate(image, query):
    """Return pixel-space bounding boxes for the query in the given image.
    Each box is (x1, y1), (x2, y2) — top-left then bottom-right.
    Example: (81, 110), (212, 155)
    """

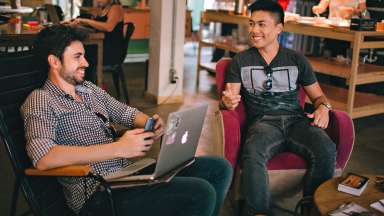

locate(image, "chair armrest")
(326, 110), (355, 170)
(25, 165), (92, 177)
(216, 109), (242, 169)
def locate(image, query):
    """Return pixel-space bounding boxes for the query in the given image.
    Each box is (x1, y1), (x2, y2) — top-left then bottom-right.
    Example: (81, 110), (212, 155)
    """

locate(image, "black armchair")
(0, 53), (116, 216)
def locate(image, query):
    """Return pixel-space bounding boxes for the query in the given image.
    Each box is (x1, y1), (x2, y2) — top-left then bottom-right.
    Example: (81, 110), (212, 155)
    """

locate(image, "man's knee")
(187, 179), (216, 214)
(198, 156), (233, 177)
(299, 127), (337, 160)
(314, 136), (337, 162)
(215, 157), (234, 183)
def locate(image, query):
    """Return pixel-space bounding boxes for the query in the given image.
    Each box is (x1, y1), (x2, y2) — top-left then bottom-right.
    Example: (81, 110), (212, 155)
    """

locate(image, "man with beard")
(221, 0), (336, 215)
(21, 25), (232, 216)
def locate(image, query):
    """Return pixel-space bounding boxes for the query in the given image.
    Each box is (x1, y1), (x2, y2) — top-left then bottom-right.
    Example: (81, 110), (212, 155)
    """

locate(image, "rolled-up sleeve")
(92, 84), (139, 128)
(21, 91), (57, 166)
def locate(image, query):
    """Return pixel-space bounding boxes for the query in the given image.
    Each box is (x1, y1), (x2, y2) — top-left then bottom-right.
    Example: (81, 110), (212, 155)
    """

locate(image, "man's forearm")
(318, 0), (329, 12)
(36, 142), (119, 170)
(134, 112), (150, 128)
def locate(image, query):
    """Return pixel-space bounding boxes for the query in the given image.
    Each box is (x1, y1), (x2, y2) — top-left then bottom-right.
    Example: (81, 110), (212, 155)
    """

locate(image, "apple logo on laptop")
(181, 131), (188, 144)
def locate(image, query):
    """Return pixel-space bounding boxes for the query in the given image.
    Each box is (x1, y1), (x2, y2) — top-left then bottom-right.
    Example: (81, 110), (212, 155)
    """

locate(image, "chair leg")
(105, 186), (118, 216)
(111, 67), (121, 100)
(10, 178), (20, 216)
(294, 196), (314, 216)
(144, 59), (149, 92)
(117, 65), (130, 104)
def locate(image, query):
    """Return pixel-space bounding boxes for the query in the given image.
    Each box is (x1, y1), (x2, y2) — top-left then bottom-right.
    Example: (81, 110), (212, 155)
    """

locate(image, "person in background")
(210, 0), (237, 62)
(221, 0), (336, 215)
(211, 23), (238, 62)
(312, 0), (367, 70)
(22, 24), (233, 216)
(312, 0), (367, 58)
(312, 0), (367, 19)
(72, 0), (124, 67)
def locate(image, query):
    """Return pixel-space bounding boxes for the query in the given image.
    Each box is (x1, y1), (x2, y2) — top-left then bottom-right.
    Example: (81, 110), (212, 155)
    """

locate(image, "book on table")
(370, 199), (384, 213)
(328, 202), (375, 216)
(337, 173), (369, 196)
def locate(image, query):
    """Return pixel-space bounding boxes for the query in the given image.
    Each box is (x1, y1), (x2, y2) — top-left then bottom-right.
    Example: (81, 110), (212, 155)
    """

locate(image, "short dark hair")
(33, 24), (88, 73)
(248, 0), (285, 25)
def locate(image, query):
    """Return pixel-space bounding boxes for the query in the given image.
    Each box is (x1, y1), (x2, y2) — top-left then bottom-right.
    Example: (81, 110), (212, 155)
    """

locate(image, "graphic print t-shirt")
(225, 46), (317, 122)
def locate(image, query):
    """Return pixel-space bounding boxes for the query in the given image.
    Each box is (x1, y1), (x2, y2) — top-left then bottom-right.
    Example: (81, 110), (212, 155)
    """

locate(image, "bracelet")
(320, 102), (332, 110)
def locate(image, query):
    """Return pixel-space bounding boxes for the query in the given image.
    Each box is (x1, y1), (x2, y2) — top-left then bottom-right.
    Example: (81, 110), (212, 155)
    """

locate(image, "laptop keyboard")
(104, 158), (156, 180)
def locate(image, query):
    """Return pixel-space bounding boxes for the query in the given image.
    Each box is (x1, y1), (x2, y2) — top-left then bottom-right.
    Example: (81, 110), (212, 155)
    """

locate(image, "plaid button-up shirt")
(21, 80), (139, 213)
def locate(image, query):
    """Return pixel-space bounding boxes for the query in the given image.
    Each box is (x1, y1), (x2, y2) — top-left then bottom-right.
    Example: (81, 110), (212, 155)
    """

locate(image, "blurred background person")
(73, 0), (124, 67)
(71, 0), (124, 83)
(312, 0), (367, 19)
(312, 0), (367, 58)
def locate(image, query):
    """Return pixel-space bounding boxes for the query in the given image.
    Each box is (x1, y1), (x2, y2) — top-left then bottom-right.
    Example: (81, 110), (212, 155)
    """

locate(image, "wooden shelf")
(308, 56), (384, 84)
(321, 84), (384, 118)
(197, 10), (384, 118)
(284, 22), (355, 42)
(200, 38), (248, 53)
(202, 10), (248, 25)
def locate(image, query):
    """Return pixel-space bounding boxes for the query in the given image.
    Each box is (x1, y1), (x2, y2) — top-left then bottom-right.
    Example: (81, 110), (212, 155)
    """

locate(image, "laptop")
(104, 104), (208, 184)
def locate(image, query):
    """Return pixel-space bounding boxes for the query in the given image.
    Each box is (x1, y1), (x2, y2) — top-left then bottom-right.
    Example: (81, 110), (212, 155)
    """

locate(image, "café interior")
(0, 0), (383, 215)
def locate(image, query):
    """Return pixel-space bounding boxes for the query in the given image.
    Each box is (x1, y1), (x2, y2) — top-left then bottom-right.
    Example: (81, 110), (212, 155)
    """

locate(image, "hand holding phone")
(143, 118), (155, 144)
(144, 117), (155, 132)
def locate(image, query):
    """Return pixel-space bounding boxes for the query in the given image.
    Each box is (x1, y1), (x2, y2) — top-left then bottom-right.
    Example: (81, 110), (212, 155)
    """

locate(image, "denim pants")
(80, 156), (233, 216)
(241, 114), (336, 215)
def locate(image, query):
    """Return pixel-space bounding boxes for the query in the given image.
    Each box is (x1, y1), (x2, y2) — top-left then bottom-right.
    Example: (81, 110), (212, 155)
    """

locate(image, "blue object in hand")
(144, 118), (155, 132)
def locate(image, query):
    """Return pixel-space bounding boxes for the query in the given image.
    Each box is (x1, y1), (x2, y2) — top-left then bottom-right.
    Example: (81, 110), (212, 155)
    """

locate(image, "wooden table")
(0, 19), (105, 87)
(314, 174), (384, 215)
(197, 10), (384, 119)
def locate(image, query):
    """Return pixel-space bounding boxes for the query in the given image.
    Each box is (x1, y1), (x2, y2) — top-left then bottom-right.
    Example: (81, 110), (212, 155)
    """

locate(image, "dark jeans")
(241, 114), (336, 215)
(80, 156), (233, 216)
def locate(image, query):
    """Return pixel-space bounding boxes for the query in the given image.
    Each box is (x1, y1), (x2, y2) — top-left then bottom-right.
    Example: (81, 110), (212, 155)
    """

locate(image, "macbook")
(104, 104), (208, 183)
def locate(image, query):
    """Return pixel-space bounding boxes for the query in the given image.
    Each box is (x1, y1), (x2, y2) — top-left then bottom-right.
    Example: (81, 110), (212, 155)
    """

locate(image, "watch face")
(322, 103), (332, 110)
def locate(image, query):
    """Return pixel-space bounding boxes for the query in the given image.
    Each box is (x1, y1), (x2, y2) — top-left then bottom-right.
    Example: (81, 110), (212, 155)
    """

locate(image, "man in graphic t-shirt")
(221, 1), (336, 215)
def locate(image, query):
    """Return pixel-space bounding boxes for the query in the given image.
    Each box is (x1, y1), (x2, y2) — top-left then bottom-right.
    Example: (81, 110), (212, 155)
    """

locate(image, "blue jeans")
(241, 114), (336, 215)
(80, 156), (233, 216)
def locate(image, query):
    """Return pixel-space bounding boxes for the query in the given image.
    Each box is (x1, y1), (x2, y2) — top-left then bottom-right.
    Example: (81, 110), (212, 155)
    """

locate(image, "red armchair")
(214, 58), (355, 199)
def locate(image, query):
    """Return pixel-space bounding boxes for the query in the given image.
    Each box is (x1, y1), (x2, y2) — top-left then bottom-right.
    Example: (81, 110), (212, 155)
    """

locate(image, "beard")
(64, 76), (84, 86)
(60, 68), (86, 86)
(72, 77), (84, 85)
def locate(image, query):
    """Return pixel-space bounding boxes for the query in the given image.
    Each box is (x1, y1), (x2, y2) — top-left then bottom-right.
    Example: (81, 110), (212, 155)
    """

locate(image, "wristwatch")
(320, 102), (332, 110)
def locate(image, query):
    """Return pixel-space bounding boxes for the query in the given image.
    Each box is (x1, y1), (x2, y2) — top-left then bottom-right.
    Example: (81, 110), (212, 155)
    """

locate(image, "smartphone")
(144, 118), (155, 132)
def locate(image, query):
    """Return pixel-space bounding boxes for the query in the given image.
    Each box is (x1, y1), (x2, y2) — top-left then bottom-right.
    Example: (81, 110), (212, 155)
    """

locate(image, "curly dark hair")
(248, 0), (285, 25)
(33, 24), (88, 73)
